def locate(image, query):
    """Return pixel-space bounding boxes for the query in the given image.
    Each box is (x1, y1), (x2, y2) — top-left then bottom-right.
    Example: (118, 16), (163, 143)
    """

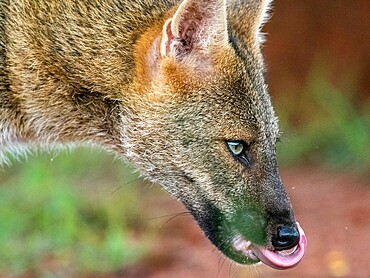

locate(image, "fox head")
(123, 0), (307, 269)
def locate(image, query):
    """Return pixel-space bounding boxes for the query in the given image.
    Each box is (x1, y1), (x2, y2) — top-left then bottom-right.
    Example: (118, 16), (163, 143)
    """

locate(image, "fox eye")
(227, 141), (244, 155)
(226, 140), (253, 167)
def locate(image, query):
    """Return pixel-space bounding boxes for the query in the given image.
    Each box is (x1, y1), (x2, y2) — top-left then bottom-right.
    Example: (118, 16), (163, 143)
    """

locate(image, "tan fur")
(0, 0), (303, 267)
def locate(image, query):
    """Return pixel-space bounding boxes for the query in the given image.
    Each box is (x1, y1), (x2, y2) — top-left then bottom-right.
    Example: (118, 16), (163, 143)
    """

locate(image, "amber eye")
(227, 141), (244, 156)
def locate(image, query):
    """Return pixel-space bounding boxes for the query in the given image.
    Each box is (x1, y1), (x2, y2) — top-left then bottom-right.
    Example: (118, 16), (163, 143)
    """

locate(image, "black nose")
(272, 225), (300, 251)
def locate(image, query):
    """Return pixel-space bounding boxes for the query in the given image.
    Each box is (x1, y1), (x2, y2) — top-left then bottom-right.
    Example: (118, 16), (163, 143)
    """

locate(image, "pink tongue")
(253, 222), (307, 270)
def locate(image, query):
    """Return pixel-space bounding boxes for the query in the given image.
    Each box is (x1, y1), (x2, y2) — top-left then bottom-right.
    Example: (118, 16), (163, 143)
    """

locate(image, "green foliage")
(276, 66), (370, 172)
(0, 148), (146, 276)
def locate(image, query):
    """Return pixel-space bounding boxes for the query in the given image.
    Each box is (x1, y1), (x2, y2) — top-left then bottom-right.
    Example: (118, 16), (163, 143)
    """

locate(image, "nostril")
(272, 225), (300, 251)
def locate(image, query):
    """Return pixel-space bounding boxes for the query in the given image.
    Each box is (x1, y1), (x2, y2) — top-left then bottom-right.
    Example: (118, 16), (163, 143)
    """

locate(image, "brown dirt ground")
(111, 167), (370, 278)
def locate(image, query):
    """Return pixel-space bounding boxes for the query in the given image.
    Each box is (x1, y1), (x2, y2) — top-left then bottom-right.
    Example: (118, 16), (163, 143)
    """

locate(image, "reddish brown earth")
(112, 167), (370, 278)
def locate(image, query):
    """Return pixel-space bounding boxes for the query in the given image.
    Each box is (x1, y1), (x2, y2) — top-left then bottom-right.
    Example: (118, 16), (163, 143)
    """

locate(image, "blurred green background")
(0, 150), (149, 276)
(0, 0), (369, 277)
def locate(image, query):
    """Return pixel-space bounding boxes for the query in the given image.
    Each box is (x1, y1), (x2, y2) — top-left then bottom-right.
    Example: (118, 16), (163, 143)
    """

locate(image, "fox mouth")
(232, 222), (307, 269)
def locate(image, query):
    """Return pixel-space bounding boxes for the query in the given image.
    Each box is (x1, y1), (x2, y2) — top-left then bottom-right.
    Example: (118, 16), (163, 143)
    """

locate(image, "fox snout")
(179, 168), (307, 269)
(178, 178), (306, 269)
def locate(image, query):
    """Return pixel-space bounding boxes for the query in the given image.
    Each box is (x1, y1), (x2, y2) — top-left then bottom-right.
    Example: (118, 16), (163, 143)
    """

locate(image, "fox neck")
(0, 2), (179, 155)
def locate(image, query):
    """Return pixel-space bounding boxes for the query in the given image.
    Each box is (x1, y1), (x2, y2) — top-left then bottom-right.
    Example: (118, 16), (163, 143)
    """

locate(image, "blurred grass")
(276, 65), (370, 173)
(0, 148), (147, 276)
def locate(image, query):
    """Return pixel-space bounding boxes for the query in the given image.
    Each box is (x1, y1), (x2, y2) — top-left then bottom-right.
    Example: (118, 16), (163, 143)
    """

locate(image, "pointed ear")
(228, 0), (273, 45)
(160, 0), (228, 60)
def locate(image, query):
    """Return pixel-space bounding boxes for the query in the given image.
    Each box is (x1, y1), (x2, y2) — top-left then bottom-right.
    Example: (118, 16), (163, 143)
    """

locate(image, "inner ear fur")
(160, 0), (228, 61)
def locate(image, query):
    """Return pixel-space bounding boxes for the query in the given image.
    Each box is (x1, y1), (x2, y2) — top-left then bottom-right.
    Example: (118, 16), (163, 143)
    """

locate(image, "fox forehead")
(228, 58), (279, 141)
(175, 46), (280, 142)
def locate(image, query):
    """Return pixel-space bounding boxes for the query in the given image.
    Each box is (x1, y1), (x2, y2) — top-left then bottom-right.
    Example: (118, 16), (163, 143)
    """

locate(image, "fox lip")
(232, 222), (307, 269)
